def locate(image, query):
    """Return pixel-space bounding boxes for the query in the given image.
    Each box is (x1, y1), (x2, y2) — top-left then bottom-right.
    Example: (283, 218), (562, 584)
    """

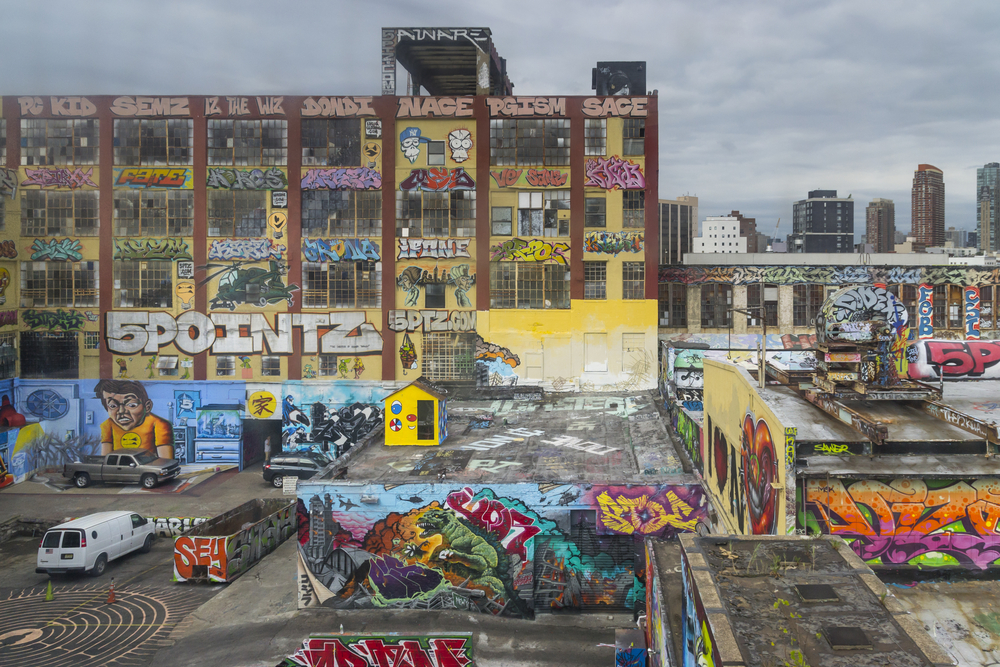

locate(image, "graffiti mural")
(21, 167), (97, 189)
(0, 240), (16, 258)
(447, 129), (473, 163)
(400, 126), (431, 163)
(113, 167), (192, 189)
(490, 238), (569, 264)
(803, 478), (1000, 569)
(23, 309), (83, 331)
(95, 379), (174, 458)
(396, 265), (475, 308)
(151, 517), (208, 538)
(675, 410), (702, 474)
(966, 286), (982, 340)
(584, 157), (645, 190)
(681, 551), (722, 667)
(300, 96), (376, 118)
(302, 238), (380, 263)
(397, 238), (471, 260)
(0, 168), (17, 198)
(282, 395), (383, 457)
(400, 333), (418, 373)
(203, 260), (298, 309)
(918, 283), (934, 339)
(30, 238), (83, 261)
(596, 486), (704, 535)
(584, 231), (643, 256)
(657, 264), (1000, 287)
(909, 339), (1000, 380)
(741, 412), (778, 535)
(113, 238), (192, 261)
(490, 168), (569, 188)
(278, 634), (474, 667)
(475, 335), (520, 387)
(209, 238), (285, 261)
(300, 167), (382, 190)
(388, 310), (476, 333)
(206, 167), (287, 190)
(399, 168), (475, 192)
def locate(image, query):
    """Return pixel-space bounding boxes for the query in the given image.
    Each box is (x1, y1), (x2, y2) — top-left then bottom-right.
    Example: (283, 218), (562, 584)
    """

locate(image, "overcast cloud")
(3, 0), (998, 240)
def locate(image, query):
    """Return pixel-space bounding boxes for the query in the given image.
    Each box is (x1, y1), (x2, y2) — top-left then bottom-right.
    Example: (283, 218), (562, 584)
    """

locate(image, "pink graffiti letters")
(301, 168), (381, 190)
(584, 156), (646, 190)
(923, 340), (1000, 378)
(399, 168), (475, 192)
(21, 167), (97, 189)
(290, 635), (473, 667)
(489, 168), (568, 188)
(300, 96), (376, 117)
(486, 97), (566, 117)
(445, 487), (540, 561)
(490, 238), (569, 264)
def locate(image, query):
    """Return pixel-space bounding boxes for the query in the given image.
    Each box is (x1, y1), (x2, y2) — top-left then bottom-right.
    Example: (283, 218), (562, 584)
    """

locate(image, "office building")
(911, 164), (945, 248)
(692, 216), (747, 254)
(788, 190), (854, 253)
(658, 196), (697, 264)
(865, 198), (895, 253)
(978, 163), (1000, 253)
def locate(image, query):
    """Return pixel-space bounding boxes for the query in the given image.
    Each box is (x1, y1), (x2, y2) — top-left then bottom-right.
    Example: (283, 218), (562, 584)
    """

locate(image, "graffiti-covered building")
(0, 27), (660, 485)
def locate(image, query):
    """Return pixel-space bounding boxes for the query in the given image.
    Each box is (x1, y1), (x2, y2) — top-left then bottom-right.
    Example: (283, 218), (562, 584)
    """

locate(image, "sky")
(3, 0), (999, 241)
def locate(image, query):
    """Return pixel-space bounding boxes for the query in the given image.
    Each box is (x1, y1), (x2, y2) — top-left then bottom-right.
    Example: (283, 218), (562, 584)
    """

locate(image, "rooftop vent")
(794, 584), (839, 603)
(823, 626), (872, 651)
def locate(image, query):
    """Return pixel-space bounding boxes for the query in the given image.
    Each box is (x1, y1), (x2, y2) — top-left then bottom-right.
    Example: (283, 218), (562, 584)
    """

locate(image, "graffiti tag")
(486, 97), (566, 117)
(0, 241), (16, 258)
(209, 238), (285, 261)
(206, 167), (287, 190)
(966, 286), (981, 340)
(114, 237), (192, 261)
(30, 238), (83, 261)
(584, 231), (643, 256)
(300, 96), (376, 117)
(397, 238), (471, 260)
(0, 169), (16, 198)
(581, 97), (648, 117)
(387, 310), (476, 333)
(918, 284), (934, 339)
(446, 486), (540, 561)
(284, 635), (473, 667)
(23, 309), (83, 331)
(111, 96), (189, 116)
(301, 168), (382, 190)
(113, 167), (192, 189)
(584, 156), (646, 190)
(0, 311), (16, 327)
(489, 168), (569, 188)
(399, 168), (475, 192)
(490, 238), (569, 264)
(22, 167), (97, 189)
(396, 96), (475, 117)
(302, 238), (380, 263)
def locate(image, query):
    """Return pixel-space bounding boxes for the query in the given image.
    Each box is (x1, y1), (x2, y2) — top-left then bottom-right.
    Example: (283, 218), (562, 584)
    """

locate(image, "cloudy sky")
(4, 0), (998, 241)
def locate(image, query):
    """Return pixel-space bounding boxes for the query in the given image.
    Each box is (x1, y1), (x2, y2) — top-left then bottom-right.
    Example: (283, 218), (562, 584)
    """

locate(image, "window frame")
(113, 259), (174, 309)
(113, 119), (193, 166)
(583, 261), (607, 300)
(207, 190), (267, 237)
(113, 190), (193, 237)
(20, 118), (99, 166)
(489, 262), (570, 310)
(207, 119), (288, 166)
(490, 118), (571, 167)
(302, 190), (381, 238)
(302, 260), (381, 309)
(622, 262), (645, 300)
(20, 261), (99, 308)
(301, 118), (361, 167)
(21, 190), (99, 237)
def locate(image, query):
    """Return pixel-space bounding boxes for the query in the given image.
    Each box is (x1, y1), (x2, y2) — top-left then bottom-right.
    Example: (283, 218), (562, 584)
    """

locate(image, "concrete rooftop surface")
(327, 392), (688, 484)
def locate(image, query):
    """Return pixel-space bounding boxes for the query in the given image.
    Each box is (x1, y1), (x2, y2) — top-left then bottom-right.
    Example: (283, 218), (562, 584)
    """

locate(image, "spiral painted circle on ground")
(0, 583), (211, 667)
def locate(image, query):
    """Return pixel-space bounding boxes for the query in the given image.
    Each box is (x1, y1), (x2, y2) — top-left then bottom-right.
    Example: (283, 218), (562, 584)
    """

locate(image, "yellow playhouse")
(383, 380), (448, 446)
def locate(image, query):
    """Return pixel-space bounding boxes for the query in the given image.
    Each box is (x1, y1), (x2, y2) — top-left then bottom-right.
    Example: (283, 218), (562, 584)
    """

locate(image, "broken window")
(622, 262), (644, 300)
(302, 260), (381, 309)
(21, 190), (99, 236)
(658, 283), (687, 327)
(207, 190), (267, 236)
(585, 197), (606, 228)
(490, 119), (571, 166)
(395, 191), (475, 238)
(584, 261), (607, 300)
(113, 190), (193, 236)
(793, 284), (825, 327)
(208, 119), (288, 166)
(489, 262), (570, 310)
(114, 119), (193, 166)
(21, 119), (99, 165)
(747, 284), (778, 327)
(491, 206), (512, 236)
(302, 190), (381, 237)
(83, 331), (100, 350)
(623, 118), (645, 156)
(319, 354), (339, 377)
(215, 356), (235, 377)
(425, 283), (446, 308)
(20, 331), (78, 379)
(261, 356), (281, 376)
(422, 332), (475, 381)
(623, 190), (645, 228)
(0, 332), (15, 380)
(701, 284), (732, 328)
(21, 261), (98, 308)
(114, 260), (173, 308)
(301, 119), (360, 167)
(157, 356), (179, 377)
(584, 118), (606, 156)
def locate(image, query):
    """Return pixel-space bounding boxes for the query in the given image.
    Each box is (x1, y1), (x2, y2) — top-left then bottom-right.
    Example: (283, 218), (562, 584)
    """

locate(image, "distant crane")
(767, 218), (780, 252)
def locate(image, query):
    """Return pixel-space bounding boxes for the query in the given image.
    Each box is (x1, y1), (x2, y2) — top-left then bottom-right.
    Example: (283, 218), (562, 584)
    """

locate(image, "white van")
(36, 511), (155, 577)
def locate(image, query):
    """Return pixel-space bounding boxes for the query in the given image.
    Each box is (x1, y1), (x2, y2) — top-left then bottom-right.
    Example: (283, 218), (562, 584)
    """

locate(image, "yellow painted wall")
(702, 359), (787, 535)
(384, 383), (441, 446)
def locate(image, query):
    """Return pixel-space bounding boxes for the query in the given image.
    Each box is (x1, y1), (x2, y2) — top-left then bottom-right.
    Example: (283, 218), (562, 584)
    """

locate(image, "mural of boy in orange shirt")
(95, 379), (174, 459)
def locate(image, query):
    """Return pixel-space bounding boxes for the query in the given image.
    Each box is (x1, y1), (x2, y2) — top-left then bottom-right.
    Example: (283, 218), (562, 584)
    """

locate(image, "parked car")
(263, 453), (329, 488)
(36, 511), (155, 577)
(63, 449), (180, 489)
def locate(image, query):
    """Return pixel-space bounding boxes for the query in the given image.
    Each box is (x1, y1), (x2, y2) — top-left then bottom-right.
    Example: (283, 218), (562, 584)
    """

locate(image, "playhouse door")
(417, 400), (435, 441)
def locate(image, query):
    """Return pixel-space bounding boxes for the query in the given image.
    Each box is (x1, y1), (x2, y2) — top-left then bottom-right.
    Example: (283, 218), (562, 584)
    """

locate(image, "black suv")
(263, 454), (329, 488)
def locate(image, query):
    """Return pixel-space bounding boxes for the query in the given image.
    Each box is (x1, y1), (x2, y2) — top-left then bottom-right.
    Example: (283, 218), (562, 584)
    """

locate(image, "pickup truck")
(64, 449), (181, 489)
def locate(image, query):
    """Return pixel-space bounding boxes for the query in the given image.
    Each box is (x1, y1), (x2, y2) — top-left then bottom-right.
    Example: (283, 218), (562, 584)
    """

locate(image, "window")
(302, 260), (381, 308)
(83, 331), (100, 350)
(207, 190), (267, 236)
(21, 191), (99, 236)
(948, 284), (963, 329)
(585, 197), (606, 228)
(20, 331), (78, 379)
(319, 354), (339, 377)
(21, 119), (99, 165)
(21, 262), (98, 307)
(302, 190), (381, 237)
(262, 355), (281, 376)
(0, 119), (5, 164)
(933, 285), (946, 328)
(395, 191), (475, 238)
(208, 119), (287, 165)
(0, 332), (15, 380)
(746, 284), (778, 327)
(301, 119), (360, 166)
(658, 283), (687, 327)
(622, 262), (644, 300)
(489, 263), (570, 309)
(982, 286), (994, 330)
(623, 190), (645, 228)
(584, 118), (606, 156)
(425, 283), (446, 308)
(793, 285), (824, 327)
(584, 262), (606, 300)
(216, 356), (235, 377)
(422, 332), (475, 380)
(157, 356), (179, 376)
(427, 140), (445, 166)
(113, 190), (193, 236)
(701, 284), (732, 328)
(114, 260), (173, 308)
(898, 285), (917, 328)
(516, 191), (569, 237)
(114, 119), (193, 165)
(543, 191), (569, 237)
(491, 206), (513, 235)
(490, 119), (571, 166)
(623, 119), (645, 155)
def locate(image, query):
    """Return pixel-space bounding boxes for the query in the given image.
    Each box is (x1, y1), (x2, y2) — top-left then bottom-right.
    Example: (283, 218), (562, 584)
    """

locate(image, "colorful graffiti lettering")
(302, 238), (380, 262)
(0, 310), (17, 326)
(584, 156), (645, 190)
(21, 167), (97, 189)
(300, 167), (382, 190)
(918, 283), (934, 339)
(804, 478), (1000, 569)
(446, 486), (540, 561)
(741, 413), (777, 535)
(912, 340), (1000, 379)
(278, 634), (473, 667)
(655, 264), (1000, 287)
(209, 238), (285, 261)
(114, 237), (192, 261)
(397, 238), (471, 260)
(206, 167), (287, 190)
(597, 487), (703, 535)
(113, 167), (192, 189)
(30, 238), (83, 261)
(966, 286), (981, 340)
(174, 536), (227, 581)
(489, 168), (569, 188)
(584, 231), (643, 256)
(388, 310), (476, 333)
(490, 238), (569, 264)
(151, 517), (208, 537)
(23, 309), (83, 331)
(784, 426), (796, 466)
(282, 397), (382, 455)
(676, 410), (702, 472)
(813, 443), (851, 455)
(399, 168), (475, 191)
(0, 168), (17, 198)
(0, 240), (17, 258)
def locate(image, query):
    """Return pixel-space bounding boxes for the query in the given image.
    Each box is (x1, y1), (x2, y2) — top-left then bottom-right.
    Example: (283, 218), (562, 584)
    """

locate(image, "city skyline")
(1, 0), (996, 240)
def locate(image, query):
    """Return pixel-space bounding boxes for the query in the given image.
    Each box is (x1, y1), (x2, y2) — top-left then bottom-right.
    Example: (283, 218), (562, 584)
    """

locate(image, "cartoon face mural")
(175, 282), (195, 310)
(448, 129), (473, 163)
(0, 267), (9, 305)
(95, 379), (174, 459)
(399, 127), (430, 164)
(383, 382), (444, 446)
(449, 264), (475, 308)
(397, 266), (423, 307)
(741, 412), (777, 535)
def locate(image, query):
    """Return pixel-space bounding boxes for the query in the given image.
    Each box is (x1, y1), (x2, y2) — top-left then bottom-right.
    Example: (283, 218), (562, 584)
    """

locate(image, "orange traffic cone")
(106, 578), (115, 604)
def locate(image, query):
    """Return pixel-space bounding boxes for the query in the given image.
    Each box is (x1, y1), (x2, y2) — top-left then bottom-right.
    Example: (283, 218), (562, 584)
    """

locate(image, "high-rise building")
(978, 162), (1000, 252)
(659, 196), (698, 264)
(788, 190), (854, 253)
(692, 216), (747, 253)
(865, 198), (895, 253)
(911, 164), (945, 248)
(729, 210), (759, 253)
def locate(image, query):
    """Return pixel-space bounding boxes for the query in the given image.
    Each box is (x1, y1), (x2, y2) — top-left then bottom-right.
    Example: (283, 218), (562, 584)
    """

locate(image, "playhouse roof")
(382, 378), (447, 402)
